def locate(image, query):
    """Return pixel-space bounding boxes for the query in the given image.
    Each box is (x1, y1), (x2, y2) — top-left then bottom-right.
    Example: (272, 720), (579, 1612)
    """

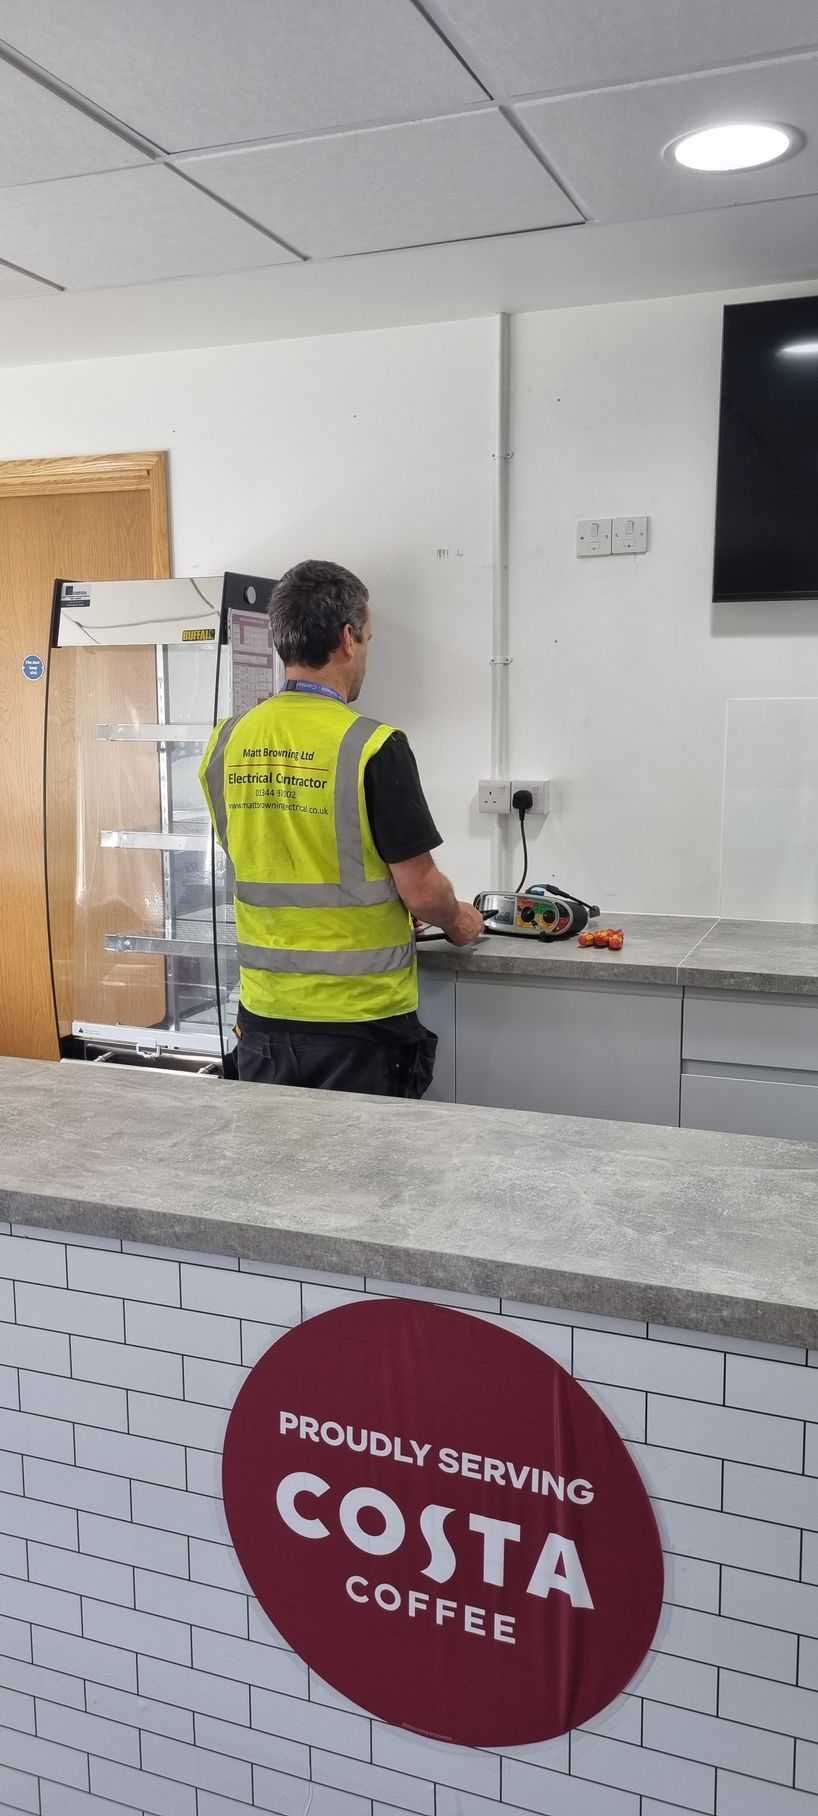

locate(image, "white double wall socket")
(577, 515), (649, 557)
(479, 780), (550, 816)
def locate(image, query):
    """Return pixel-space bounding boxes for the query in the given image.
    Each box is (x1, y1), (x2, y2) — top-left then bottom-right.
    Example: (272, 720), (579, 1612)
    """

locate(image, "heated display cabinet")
(45, 573), (278, 1071)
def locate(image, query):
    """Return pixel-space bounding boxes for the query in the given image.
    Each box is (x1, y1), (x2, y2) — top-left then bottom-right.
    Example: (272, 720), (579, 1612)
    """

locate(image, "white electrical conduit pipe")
(490, 312), (513, 891)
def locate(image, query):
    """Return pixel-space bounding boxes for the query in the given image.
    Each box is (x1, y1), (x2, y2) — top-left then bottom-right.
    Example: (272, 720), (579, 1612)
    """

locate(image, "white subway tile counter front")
(1, 1056), (818, 1813)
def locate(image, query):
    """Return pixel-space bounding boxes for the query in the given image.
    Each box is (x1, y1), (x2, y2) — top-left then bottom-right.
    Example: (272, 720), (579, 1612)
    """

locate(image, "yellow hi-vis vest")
(199, 692), (417, 1022)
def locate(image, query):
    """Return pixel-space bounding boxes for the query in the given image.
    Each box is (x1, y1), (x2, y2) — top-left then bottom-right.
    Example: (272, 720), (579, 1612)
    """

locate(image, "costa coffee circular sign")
(223, 1300), (663, 1747)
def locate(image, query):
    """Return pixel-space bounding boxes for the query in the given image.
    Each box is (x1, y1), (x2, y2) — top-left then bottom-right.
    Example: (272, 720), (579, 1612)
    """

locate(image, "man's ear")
(340, 624), (355, 659)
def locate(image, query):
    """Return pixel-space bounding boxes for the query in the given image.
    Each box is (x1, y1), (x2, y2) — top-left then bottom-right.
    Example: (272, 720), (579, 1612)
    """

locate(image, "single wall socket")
(478, 779), (511, 814)
(612, 514), (648, 555)
(511, 780), (550, 816)
(577, 518), (612, 558)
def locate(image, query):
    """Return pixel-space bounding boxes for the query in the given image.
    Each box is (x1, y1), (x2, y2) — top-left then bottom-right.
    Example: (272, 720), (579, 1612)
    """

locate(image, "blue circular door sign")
(22, 655), (45, 681)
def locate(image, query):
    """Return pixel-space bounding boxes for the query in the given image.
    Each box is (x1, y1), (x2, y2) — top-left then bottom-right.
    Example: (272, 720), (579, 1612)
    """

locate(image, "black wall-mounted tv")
(713, 294), (818, 603)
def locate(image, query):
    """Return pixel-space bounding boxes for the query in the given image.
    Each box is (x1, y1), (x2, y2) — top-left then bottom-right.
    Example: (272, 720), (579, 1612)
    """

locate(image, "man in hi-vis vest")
(200, 560), (483, 1095)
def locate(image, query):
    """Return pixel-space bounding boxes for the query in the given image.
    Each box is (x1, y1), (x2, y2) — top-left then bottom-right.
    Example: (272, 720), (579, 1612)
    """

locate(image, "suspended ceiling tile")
(0, 164), (296, 290)
(0, 55), (145, 186)
(440, 0), (818, 98)
(0, 259), (57, 299)
(519, 57), (818, 222)
(183, 111), (580, 259)
(0, 0), (484, 154)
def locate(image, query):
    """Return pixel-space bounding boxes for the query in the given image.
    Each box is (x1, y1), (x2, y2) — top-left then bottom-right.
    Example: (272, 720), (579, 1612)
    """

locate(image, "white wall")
(2, 283), (818, 917)
(0, 319), (495, 902)
(510, 289), (818, 917)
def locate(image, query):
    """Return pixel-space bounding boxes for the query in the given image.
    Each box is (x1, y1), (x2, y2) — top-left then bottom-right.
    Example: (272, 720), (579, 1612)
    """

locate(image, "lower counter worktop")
(2, 1056), (818, 1347)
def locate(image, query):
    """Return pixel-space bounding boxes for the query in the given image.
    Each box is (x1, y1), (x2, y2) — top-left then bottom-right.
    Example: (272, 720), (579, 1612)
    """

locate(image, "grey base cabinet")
(419, 969), (818, 1137)
(682, 990), (818, 1141)
(455, 976), (682, 1127)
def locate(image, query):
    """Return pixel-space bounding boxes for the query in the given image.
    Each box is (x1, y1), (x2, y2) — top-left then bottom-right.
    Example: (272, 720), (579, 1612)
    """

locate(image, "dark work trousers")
(235, 1023), (438, 1098)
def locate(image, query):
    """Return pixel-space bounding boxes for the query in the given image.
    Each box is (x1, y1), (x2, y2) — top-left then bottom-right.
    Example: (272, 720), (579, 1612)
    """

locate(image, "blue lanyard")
(283, 680), (345, 703)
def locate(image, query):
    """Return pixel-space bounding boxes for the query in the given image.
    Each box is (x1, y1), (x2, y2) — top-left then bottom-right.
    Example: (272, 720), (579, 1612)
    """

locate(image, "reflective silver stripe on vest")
(232, 714), (400, 910)
(203, 715), (243, 852)
(237, 941), (415, 976)
(334, 715), (391, 896)
(235, 878), (397, 909)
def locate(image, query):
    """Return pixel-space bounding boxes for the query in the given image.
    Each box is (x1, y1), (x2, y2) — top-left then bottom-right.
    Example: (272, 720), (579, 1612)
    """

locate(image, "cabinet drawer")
(682, 1073), (818, 1142)
(683, 990), (818, 1075)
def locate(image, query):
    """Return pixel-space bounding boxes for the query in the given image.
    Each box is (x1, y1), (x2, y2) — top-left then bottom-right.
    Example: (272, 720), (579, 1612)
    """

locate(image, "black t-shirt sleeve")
(363, 732), (443, 864)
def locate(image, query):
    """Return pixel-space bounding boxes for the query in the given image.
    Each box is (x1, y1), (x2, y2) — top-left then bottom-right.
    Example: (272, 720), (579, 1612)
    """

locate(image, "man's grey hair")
(268, 559), (369, 668)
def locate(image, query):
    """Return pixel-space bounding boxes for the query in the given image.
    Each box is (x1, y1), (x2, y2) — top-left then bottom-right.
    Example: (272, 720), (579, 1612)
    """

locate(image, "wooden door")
(0, 453), (170, 1061)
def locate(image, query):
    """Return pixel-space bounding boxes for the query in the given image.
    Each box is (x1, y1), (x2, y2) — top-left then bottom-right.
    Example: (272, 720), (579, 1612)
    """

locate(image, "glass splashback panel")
(720, 697), (818, 923)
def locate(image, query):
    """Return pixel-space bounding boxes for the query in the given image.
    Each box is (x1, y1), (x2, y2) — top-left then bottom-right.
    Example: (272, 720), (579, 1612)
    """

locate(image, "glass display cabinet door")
(45, 574), (277, 1067)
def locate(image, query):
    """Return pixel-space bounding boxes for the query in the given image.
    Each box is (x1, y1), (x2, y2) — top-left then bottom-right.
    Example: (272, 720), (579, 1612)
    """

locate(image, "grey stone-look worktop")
(679, 918), (818, 997)
(3, 1057), (818, 1345)
(419, 915), (716, 987)
(420, 913), (818, 995)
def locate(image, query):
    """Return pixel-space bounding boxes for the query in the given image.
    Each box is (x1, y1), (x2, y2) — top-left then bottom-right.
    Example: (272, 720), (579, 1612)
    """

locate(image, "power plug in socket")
(478, 780), (511, 814)
(511, 780), (550, 816)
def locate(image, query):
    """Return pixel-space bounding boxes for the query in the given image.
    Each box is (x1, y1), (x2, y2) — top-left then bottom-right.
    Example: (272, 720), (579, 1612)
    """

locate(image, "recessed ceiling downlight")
(672, 123), (793, 172)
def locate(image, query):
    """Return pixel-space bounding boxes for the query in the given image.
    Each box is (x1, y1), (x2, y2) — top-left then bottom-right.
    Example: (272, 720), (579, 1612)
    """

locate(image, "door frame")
(0, 451), (170, 580)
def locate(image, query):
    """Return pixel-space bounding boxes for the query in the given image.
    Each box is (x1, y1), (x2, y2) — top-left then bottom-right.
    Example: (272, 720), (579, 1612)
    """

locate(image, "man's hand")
(443, 901), (484, 947)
